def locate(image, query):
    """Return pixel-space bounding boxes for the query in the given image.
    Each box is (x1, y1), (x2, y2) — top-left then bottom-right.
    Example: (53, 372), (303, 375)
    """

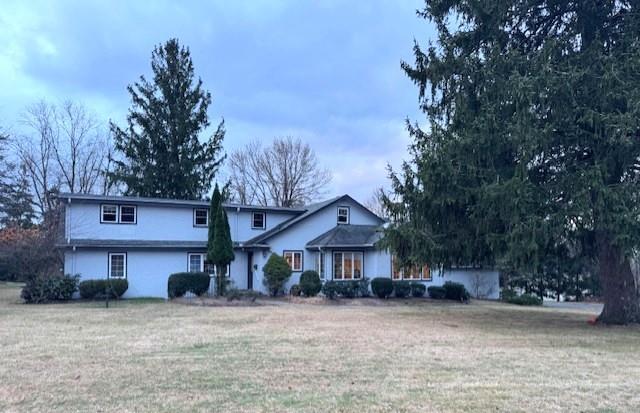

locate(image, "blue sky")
(0, 0), (433, 202)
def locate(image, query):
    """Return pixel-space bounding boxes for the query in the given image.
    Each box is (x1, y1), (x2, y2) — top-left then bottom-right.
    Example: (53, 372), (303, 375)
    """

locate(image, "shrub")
(427, 286), (446, 299)
(212, 275), (230, 296)
(393, 281), (411, 298)
(21, 274), (79, 303)
(339, 281), (358, 298)
(79, 279), (129, 299)
(290, 284), (301, 296)
(167, 272), (210, 298)
(371, 277), (393, 299)
(410, 282), (426, 298)
(262, 253), (292, 296)
(501, 288), (518, 301)
(443, 281), (470, 302)
(356, 278), (370, 297)
(505, 293), (543, 306)
(322, 280), (339, 299)
(299, 270), (322, 297)
(226, 288), (262, 302)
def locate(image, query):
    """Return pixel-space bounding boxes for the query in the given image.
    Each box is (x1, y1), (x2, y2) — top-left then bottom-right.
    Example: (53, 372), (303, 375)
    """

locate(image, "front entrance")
(247, 251), (254, 290)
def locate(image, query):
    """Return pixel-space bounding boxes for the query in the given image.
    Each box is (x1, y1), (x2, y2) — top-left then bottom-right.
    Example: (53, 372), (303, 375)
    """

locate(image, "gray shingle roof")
(306, 225), (383, 248)
(58, 239), (220, 249)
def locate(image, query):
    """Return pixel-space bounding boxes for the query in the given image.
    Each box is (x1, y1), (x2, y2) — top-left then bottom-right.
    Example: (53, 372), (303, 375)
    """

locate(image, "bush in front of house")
(443, 281), (470, 302)
(290, 284), (302, 296)
(321, 279), (370, 299)
(21, 274), (79, 304)
(167, 272), (210, 298)
(371, 277), (394, 299)
(299, 270), (322, 297)
(321, 280), (339, 299)
(505, 293), (543, 306)
(262, 253), (292, 296)
(427, 285), (446, 299)
(356, 277), (370, 297)
(393, 281), (412, 298)
(226, 288), (262, 302)
(410, 282), (426, 298)
(79, 279), (129, 299)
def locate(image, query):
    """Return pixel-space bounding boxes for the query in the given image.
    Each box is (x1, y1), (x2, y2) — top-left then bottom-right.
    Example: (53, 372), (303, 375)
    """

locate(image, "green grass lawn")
(1, 282), (639, 412)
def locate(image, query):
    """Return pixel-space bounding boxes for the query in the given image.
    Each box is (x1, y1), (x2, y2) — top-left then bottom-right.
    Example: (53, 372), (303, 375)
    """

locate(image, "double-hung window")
(194, 208), (208, 227)
(316, 252), (325, 280)
(333, 252), (362, 280)
(108, 253), (127, 278)
(283, 251), (303, 272)
(101, 205), (118, 223)
(252, 212), (265, 229)
(119, 205), (137, 223)
(337, 206), (350, 224)
(188, 253), (205, 272)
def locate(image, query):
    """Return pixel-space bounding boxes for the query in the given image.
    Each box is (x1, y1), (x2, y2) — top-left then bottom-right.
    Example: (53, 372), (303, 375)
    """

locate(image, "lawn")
(1, 283), (639, 412)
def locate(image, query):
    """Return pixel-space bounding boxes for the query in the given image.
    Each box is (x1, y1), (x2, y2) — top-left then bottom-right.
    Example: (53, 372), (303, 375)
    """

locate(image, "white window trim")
(101, 204), (118, 223)
(251, 212), (266, 229)
(108, 253), (127, 278)
(193, 208), (209, 227)
(333, 251), (363, 280)
(316, 252), (325, 280)
(119, 205), (137, 224)
(188, 253), (205, 272)
(337, 206), (350, 224)
(283, 250), (303, 272)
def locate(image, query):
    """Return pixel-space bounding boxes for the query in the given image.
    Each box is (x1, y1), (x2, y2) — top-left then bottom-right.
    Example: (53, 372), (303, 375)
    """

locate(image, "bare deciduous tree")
(227, 137), (331, 207)
(15, 100), (113, 217)
(364, 187), (390, 218)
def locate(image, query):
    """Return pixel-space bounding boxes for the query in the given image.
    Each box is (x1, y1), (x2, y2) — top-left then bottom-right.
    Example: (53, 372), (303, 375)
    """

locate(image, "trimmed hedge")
(427, 285), (446, 299)
(167, 272), (210, 298)
(410, 282), (426, 298)
(393, 281), (411, 298)
(321, 279), (370, 299)
(299, 270), (322, 297)
(79, 279), (129, 299)
(371, 277), (393, 299)
(505, 293), (543, 306)
(21, 274), (79, 304)
(443, 281), (470, 302)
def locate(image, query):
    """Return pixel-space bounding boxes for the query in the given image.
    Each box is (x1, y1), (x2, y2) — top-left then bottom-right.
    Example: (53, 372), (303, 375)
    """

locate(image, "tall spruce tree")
(210, 202), (234, 296)
(384, 1), (640, 324)
(108, 38), (225, 199)
(207, 184), (222, 260)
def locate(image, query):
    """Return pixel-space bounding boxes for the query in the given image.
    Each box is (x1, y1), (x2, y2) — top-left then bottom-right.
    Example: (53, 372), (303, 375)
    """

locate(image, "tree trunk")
(596, 232), (640, 324)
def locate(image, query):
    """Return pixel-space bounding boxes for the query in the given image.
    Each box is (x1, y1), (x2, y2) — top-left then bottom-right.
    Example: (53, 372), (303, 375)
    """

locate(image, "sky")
(0, 0), (434, 203)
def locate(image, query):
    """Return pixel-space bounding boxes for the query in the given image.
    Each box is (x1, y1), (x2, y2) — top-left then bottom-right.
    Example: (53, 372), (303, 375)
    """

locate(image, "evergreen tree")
(210, 204), (234, 296)
(108, 38), (225, 199)
(384, 1), (640, 324)
(207, 184), (221, 261)
(0, 163), (35, 228)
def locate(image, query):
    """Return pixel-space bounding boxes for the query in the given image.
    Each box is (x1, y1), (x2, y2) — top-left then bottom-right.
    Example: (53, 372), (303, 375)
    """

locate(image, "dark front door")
(247, 251), (254, 290)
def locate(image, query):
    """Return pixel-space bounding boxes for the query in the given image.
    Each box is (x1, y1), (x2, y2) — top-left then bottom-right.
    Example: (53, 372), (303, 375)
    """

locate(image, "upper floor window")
(252, 212), (266, 229)
(101, 204), (137, 224)
(108, 253), (127, 278)
(101, 205), (117, 223)
(194, 208), (208, 227)
(337, 206), (350, 224)
(283, 250), (303, 272)
(119, 205), (137, 224)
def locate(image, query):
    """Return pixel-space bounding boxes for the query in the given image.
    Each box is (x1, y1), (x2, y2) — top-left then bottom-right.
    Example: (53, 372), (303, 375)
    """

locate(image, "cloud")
(0, 0), (432, 201)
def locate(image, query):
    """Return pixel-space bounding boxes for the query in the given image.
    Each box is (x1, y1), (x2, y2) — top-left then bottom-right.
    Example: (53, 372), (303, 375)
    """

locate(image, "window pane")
(195, 209), (208, 226)
(344, 253), (353, 279)
(189, 254), (202, 272)
(120, 206), (136, 223)
(353, 252), (362, 279)
(284, 252), (293, 268)
(252, 213), (265, 228)
(293, 252), (301, 271)
(316, 253), (325, 279)
(102, 205), (117, 222)
(337, 207), (349, 223)
(392, 256), (401, 280)
(334, 253), (343, 279)
(422, 265), (431, 281)
(110, 254), (125, 278)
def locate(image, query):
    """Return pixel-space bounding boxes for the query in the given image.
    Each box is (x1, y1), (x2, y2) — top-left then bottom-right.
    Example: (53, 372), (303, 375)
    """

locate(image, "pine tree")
(207, 184), (221, 262)
(210, 204), (234, 296)
(108, 38), (225, 199)
(384, 1), (640, 324)
(0, 163), (35, 228)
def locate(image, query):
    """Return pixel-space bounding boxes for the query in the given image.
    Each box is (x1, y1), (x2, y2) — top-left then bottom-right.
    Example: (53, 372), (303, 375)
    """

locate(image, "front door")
(247, 251), (254, 290)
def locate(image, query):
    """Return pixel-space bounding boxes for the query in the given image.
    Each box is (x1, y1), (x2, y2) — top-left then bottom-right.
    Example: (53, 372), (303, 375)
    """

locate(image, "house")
(57, 193), (500, 299)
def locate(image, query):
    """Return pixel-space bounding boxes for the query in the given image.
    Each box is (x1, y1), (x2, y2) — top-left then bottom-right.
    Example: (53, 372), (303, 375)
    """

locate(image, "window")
(392, 256), (431, 281)
(188, 253), (204, 272)
(119, 205), (137, 223)
(101, 205), (118, 223)
(194, 208), (208, 227)
(316, 252), (325, 280)
(333, 252), (363, 280)
(252, 212), (266, 229)
(283, 250), (303, 272)
(337, 206), (350, 224)
(108, 253), (127, 278)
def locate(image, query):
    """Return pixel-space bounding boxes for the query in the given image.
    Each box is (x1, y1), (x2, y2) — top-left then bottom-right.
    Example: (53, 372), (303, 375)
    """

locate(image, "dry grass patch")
(1, 283), (639, 412)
